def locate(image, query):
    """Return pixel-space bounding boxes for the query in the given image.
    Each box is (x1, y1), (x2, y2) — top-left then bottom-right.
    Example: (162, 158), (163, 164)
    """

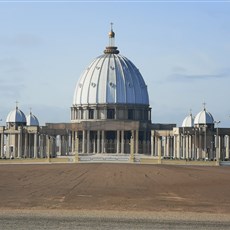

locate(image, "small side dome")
(6, 106), (26, 124)
(194, 106), (214, 126)
(26, 112), (39, 126)
(182, 112), (194, 127)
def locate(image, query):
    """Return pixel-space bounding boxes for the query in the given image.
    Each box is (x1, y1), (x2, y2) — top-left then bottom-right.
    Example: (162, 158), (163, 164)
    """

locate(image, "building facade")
(0, 26), (229, 162)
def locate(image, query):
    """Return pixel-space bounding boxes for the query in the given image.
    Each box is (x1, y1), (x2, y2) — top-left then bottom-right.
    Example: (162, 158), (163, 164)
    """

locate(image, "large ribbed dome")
(6, 106), (26, 124)
(73, 27), (149, 106)
(73, 54), (149, 105)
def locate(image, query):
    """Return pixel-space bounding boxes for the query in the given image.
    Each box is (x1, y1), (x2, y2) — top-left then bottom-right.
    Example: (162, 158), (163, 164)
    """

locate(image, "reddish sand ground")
(0, 163), (229, 214)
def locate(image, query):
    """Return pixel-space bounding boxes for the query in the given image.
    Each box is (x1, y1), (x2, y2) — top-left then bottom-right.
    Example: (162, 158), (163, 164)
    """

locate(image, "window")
(89, 109), (94, 119)
(144, 110), (148, 120)
(128, 109), (134, 120)
(79, 109), (83, 119)
(107, 109), (115, 119)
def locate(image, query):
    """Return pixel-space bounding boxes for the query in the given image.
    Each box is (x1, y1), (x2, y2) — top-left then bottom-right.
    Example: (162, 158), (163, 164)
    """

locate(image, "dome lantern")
(104, 23), (119, 54)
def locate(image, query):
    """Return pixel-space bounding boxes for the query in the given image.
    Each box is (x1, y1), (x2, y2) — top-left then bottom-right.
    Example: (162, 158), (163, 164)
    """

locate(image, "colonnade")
(0, 131), (70, 159)
(1, 125), (229, 160)
(151, 129), (230, 161)
(70, 130), (150, 155)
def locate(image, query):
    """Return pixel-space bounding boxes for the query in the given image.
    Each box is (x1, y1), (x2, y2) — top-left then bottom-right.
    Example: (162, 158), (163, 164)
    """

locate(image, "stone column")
(92, 131), (97, 154)
(94, 108), (98, 119)
(194, 130), (198, 160)
(215, 135), (220, 161)
(57, 135), (61, 156)
(130, 135), (134, 162)
(185, 135), (189, 159)
(87, 130), (90, 154)
(158, 137), (162, 163)
(219, 135), (222, 161)
(135, 130), (139, 154)
(226, 135), (229, 160)
(97, 130), (100, 153)
(24, 133), (28, 158)
(75, 135), (79, 162)
(103, 107), (106, 119)
(1, 133), (4, 158)
(191, 134), (195, 159)
(163, 137), (167, 157)
(34, 133), (38, 158)
(173, 136), (176, 159)
(27, 133), (31, 158)
(182, 135), (185, 159)
(6, 134), (10, 158)
(42, 135), (45, 157)
(71, 131), (75, 154)
(121, 130), (124, 154)
(188, 135), (192, 159)
(101, 130), (105, 153)
(151, 131), (154, 156)
(143, 131), (147, 154)
(155, 136), (158, 157)
(39, 135), (43, 158)
(74, 131), (79, 154)
(52, 137), (56, 157)
(46, 135), (50, 158)
(116, 130), (120, 154)
(61, 135), (64, 155)
(166, 137), (170, 157)
(198, 131), (202, 159)
(18, 128), (22, 158)
(82, 130), (86, 153)
(176, 135), (180, 159)
(170, 136), (174, 158)
(131, 130), (135, 154)
(52, 136), (56, 157)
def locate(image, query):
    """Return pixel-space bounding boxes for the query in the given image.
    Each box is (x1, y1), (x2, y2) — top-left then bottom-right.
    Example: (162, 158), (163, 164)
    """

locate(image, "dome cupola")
(182, 110), (194, 127)
(26, 110), (39, 126)
(6, 104), (26, 125)
(194, 103), (214, 127)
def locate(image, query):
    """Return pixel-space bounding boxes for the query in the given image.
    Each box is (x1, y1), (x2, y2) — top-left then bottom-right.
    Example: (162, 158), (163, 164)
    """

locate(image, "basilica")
(0, 26), (229, 163)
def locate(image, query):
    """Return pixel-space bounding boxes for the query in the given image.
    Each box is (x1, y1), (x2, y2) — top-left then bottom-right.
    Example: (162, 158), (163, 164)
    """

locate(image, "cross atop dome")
(203, 102), (206, 110)
(15, 101), (19, 110)
(108, 22), (115, 39)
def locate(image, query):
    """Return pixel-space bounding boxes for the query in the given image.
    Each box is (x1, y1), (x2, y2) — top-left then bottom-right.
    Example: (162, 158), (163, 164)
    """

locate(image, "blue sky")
(0, 1), (230, 127)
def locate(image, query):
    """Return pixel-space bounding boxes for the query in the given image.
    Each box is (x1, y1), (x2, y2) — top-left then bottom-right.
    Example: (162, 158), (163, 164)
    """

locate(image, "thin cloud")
(168, 66), (229, 82)
(0, 58), (26, 75)
(0, 80), (25, 99)
(0, 34), (43, 47)
(170, 73), (227, 81)
(0, 58), (26, 74)
(167, 64), (230, 82)
(0, 58), (26, 99)
(171, 66), (187, 73)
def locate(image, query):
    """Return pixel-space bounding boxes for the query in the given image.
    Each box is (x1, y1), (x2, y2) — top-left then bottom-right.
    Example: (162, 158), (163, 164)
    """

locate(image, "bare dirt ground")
(0, 163), (230, 215)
